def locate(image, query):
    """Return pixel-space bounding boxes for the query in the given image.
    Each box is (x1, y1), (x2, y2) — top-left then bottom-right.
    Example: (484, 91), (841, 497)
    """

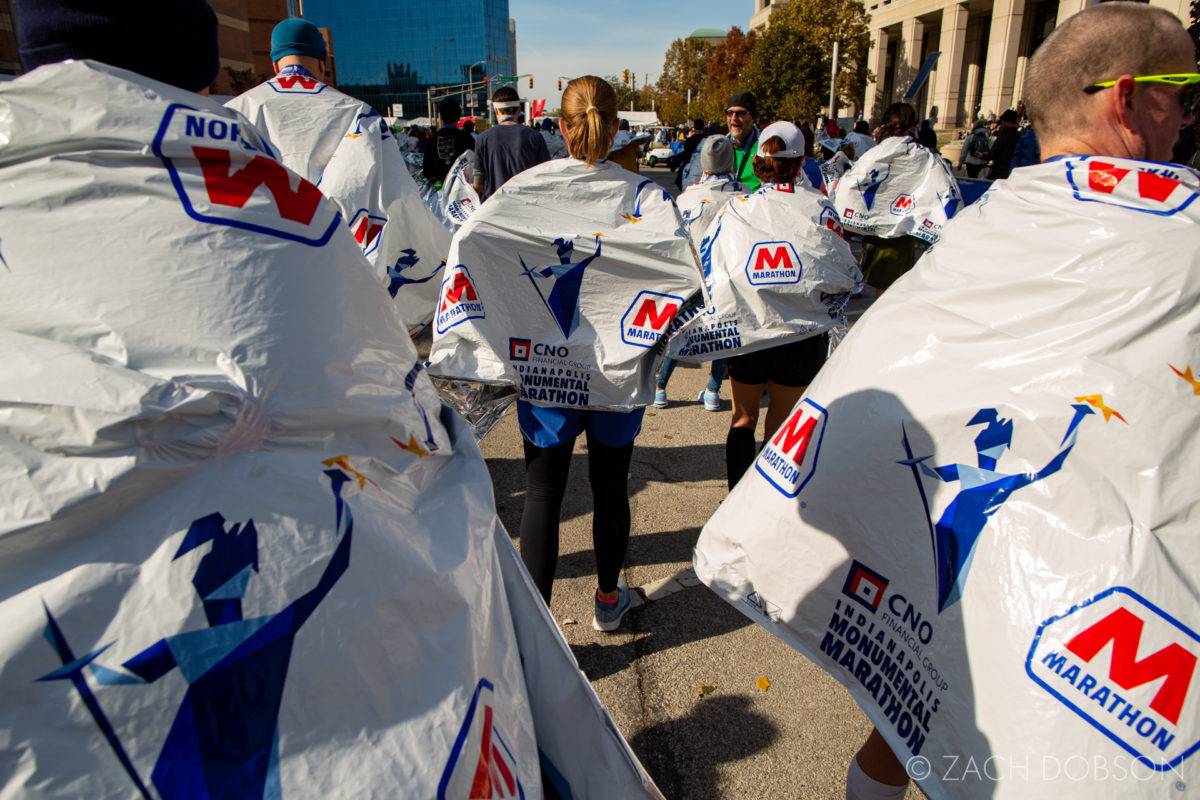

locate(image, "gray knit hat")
(701, 136), (735, 175)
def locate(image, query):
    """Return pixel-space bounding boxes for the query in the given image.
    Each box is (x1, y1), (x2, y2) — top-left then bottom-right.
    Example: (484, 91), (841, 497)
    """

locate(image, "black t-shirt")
(422, 126), (475, 184)
(473, 123), (550, 200)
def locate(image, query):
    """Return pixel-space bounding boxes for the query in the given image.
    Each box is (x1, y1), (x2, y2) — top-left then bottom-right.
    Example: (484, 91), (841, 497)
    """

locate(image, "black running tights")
(520, 432), (634, 603)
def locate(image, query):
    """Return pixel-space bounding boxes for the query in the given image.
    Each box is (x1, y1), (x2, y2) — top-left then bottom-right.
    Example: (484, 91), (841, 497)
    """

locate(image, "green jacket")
(732, 127), (760, 192)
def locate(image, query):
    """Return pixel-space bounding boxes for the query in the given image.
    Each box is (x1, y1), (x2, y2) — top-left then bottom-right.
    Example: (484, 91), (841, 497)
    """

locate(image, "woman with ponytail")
(429, 76), (701, 631)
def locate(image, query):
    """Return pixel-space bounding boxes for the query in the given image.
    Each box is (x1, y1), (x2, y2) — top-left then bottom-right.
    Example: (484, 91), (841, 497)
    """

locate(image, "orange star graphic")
(1169, 364), (1200, 396)
(1074, 395), (1128, 424)
(392, 434), (429, 458)
(320, 456), (379, 490)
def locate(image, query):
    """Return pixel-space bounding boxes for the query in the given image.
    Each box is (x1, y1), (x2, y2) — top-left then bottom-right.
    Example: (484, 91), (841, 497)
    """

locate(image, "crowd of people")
(2, 1), (1199, 798)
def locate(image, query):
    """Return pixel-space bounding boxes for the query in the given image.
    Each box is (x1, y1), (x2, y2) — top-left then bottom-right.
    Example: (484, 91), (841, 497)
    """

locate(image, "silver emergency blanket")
(227, 74), (450, 336)
(0, 60), (660, 799)
(830, 135), (962, 243)
(664, 184), (860, 362)
(676, 174), (744, 240)
(438, 149), (482, 231)
(696, 156), (1200, 798)
(819, 151), (853, 195)
(428, 158), (702, 410)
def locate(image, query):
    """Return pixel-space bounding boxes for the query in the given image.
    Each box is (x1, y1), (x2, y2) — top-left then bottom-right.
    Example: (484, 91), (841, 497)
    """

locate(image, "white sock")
(845, 756), (908, 800)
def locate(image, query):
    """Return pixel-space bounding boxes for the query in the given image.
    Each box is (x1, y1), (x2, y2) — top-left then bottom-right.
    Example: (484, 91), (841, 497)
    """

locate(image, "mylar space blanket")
(676, 175), (744, 241)
(695, 156), (1200, 799)
(437, 149), (482, 232)
(664, 184), (860, 363)
(830, 136), (961, 243)
(0, 61), (660, 800)
(428, 158), (703, 410)
(228, 73), (450, 336)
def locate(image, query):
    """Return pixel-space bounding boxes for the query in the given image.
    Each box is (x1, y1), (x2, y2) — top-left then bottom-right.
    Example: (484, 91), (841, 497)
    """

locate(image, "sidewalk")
(476, 358), (925, 799)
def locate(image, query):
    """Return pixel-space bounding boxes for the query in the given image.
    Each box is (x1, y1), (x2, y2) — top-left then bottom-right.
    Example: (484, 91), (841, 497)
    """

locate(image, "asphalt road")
(429, 164), (924, 799)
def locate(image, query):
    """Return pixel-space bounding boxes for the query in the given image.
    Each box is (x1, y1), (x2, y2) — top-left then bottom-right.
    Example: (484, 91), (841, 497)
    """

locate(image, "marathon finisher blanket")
(695, 155), (1200, 799)
(438, 149), (482, 231)
(830, 135), (962, 244)
(427, 158), (702, 410)
(676, 175), (743, 241)
(664, 183), (860, 363)
(227, 70), (450, 336)
(0, 61), (661, 799)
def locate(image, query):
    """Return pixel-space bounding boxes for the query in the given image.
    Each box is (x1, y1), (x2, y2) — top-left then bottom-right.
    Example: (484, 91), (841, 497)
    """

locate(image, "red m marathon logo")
(631, 298), (679, 330)
(437, 679), (525, 800)
(621, 290), (684, 348)
(1066, 607), (1197, 725)
(754, 246), (793, 272)
(193, 146), (323, 225)
(442, 272), (478, 310)
(890, 194), (914, 214)
(756, 398), (827, 497)
(354, 217), (383, 250)
(1027, 587), (1200, 771)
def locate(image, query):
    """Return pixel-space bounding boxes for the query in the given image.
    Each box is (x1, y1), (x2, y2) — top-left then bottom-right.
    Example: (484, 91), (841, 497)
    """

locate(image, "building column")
(978, 0), (1025, 118)
(1056, 0), (1088, 26)
(931, 2), (969, 128)
(900, 16), (925, 95)
(864, 27), (890, 122)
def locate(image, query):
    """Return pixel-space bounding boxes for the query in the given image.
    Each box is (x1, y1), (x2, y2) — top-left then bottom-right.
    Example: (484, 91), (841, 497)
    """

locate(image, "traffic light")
(622, 69), (629, 84)
(529, 76), (533, 88)
(557, 79), (562, 91)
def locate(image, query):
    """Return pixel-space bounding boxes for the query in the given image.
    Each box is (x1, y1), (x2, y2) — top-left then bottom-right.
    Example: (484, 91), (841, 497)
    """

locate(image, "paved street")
(448, 165), (924, 799)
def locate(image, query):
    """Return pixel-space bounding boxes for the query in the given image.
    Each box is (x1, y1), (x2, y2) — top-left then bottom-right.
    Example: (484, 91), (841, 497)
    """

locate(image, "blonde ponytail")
(561, 76), (618, 166)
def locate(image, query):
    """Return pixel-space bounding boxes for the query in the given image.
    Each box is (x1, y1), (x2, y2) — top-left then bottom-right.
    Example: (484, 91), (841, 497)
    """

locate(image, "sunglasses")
(726, 109), (751, 118)
(1083, 73), (1200, 117)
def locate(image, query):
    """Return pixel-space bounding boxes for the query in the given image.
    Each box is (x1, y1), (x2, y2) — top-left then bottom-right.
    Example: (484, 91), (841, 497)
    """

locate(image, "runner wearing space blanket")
(830, 131), (960, 245)
(427, 141), (701, 411)
(0, 31), (661, 798)
(226, 19), (449, 336)
(695, 6), (1200, 797)
(665, 156), (860, 364)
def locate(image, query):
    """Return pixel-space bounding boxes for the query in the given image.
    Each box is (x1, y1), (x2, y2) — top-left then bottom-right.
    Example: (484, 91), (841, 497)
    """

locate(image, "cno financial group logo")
(755, 398), (827, 497)
(1027, 587), (1200, 772)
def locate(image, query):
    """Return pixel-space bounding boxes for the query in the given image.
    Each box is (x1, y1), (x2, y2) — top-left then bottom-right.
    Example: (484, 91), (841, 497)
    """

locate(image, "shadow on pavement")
(571, 581), (752, 682)
(630, 693), (779, 798)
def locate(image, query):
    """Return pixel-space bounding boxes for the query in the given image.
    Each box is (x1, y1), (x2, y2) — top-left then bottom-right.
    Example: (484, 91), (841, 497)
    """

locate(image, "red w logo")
(754, 246), (793, 272)
(468, 705), (518, 798)
(276, 75), (319, 90)
(891, 194), (914, 210)
(193, 146), (323, 224)
(1067, 607), (1197, 725)
(441, 273), (478, 310)
(354, 217), (383, 248)
(630, 298), (679, 330)
(771, 410), (818, 465)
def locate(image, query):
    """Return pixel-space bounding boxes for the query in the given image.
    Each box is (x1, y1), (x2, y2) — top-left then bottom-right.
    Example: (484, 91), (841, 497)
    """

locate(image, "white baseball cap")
(758, 120), (805, 158)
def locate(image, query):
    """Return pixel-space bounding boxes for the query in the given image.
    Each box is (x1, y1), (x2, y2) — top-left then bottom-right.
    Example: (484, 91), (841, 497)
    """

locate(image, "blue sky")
(508, 0), (754, 111)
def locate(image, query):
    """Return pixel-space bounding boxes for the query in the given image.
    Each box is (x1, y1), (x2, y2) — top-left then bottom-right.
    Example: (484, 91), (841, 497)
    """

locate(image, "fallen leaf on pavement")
(562, 618), (577, 625)
(756, 676), (771, 692)
(696, 684), (716, 698)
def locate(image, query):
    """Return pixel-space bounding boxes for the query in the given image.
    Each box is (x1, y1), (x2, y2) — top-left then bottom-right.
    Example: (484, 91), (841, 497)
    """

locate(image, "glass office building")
(301, 0), (513, 118)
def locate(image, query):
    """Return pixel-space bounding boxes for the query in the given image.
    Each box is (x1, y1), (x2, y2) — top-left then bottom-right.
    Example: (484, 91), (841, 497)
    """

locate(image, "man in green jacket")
(726, 90), (761, 191)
